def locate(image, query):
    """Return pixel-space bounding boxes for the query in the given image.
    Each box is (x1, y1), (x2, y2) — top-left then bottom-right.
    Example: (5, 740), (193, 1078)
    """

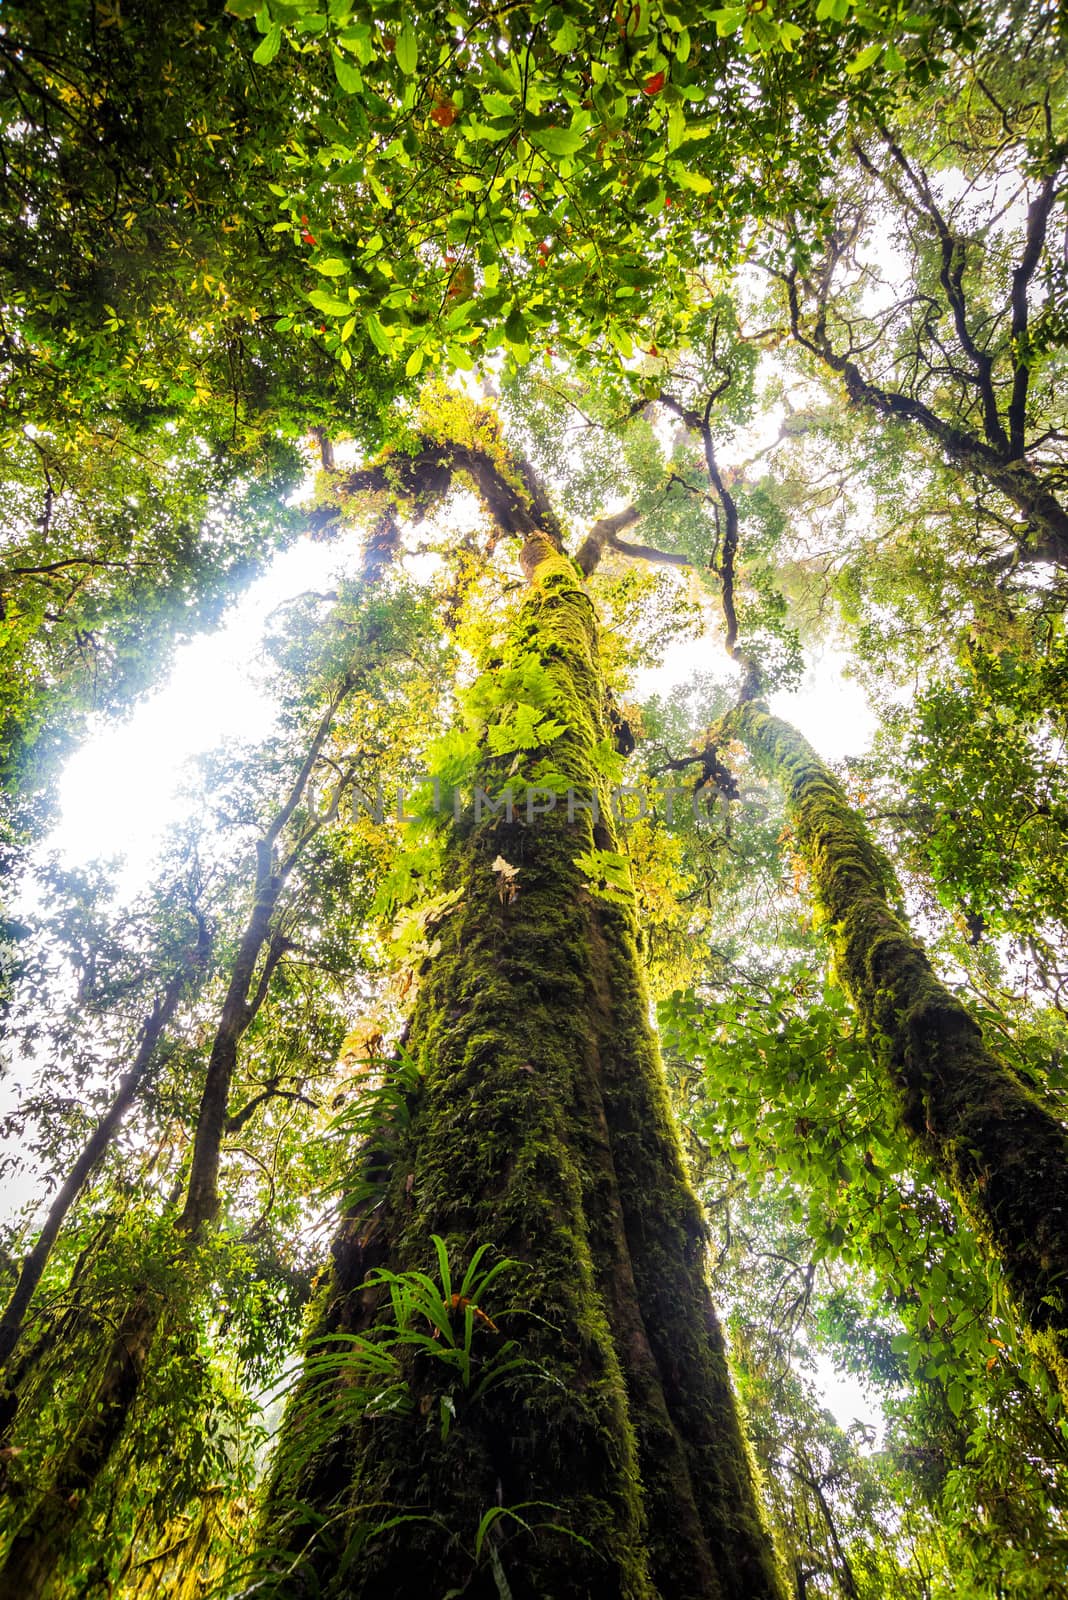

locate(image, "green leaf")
(504, 305), (528, 346)
(333, 49), (363, 93)
(307, 288), (351, 315)
(550, 16), (580, 52)
(668, 162), (712, 194)
(395, 24), (418, 75)
(847, 42), (883, 74)
(528, 125), (584, 158)
(710, 6), (745, 36)
(311, 258), (348, 276)
(366, 313), (393, 355)
(481, 91), (515, 117)
(252, 23), (282, 64)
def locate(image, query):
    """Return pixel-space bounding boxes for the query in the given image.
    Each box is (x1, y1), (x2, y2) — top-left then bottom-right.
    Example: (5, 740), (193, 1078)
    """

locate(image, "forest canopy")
(1, 2), (1067, 1598)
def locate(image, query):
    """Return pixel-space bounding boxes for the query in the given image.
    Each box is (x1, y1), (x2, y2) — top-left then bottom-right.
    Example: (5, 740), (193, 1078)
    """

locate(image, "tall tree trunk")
(730, 699), (1068, 1405)
(261, 537), (782, 1600)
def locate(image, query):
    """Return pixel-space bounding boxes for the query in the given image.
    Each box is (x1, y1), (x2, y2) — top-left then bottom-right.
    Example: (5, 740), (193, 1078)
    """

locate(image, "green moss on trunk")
(732, 700), (1068, 1406)
(262, 539), (782, 1600)
(0, 1291), (161, 1600)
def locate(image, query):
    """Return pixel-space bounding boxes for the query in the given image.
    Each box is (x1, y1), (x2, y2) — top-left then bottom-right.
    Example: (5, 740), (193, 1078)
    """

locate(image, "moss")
(263, 542), (784, 1599)
(732, 700), (1068, 1408)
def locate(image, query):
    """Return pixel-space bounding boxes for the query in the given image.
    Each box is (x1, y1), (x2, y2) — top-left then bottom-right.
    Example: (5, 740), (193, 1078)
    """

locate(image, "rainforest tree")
(2, 2), (1068, 1599)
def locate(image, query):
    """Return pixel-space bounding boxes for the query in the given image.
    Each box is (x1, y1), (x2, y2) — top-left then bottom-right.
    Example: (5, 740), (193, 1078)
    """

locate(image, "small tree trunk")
(263, 538), (782, 1600)
(0, 921), (208, 1375)
(731, 700), (1068, 1405)
(0, 1291), (160, 1600)
(0, 685), (351, 1597)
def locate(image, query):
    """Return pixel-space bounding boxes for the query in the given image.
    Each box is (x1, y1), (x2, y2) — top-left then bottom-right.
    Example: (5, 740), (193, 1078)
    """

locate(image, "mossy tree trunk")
(263, 536), (782, 1600)
(731, 699), (1068, 1405)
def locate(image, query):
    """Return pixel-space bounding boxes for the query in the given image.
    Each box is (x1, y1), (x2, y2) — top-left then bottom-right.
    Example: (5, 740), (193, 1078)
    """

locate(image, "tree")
(0, 573), (435, 1595)
(774, 15), (1068, 568)
(254, 455), (781, 1598)
(5, 1), (1068, 1595)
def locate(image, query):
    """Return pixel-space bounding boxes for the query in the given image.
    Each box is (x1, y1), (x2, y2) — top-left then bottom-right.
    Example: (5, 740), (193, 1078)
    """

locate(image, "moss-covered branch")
(730, 700), (1068, 1405)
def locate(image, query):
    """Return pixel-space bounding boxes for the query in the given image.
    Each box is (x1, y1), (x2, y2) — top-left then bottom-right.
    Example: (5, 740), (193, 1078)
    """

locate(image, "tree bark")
(0, 1292), (160, 1600)
(730, 699), (1068, 1405)
(261, 538), (783, 1599)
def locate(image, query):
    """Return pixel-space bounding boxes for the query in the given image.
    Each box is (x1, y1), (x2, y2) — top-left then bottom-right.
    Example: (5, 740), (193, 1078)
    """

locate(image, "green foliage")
(229, 1239), (533, 1592)
(902, 635), (1068, 989)
(4, 5), (1068, 1591)
(0, 426), (303, 853)
(663, 968), (1068, 1595)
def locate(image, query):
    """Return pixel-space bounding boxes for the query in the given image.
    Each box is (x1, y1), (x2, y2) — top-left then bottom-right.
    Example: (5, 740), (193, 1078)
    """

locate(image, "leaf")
(431, 1234), (453, 1303)
(311, 258), (348, 276)
(847, 43), (883, 75)
(307, 288), (351, 315)
(333, 49), (363, 93)
(668, 162), (712, 194)
(504, 306), (528, 346)
(395, 24), (418, 75)
(481, 91), (515, 117)
(252, 24), (282, 65)
(710, 6), (745, 36)
(528, 125), (584, 158)
(365, 313), (392, 354)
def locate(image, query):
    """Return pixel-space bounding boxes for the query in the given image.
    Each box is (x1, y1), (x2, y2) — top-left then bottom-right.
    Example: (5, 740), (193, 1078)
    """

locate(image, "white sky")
(53, 531), (360, 887)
